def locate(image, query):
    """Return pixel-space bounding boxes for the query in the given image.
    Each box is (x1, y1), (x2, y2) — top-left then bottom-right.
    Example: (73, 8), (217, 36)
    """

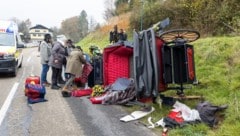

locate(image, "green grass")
(76, 32), (110, 54)
(191, 37), (240, 135)
(76, 30), (133, 54)
(79, 34), (240, 135)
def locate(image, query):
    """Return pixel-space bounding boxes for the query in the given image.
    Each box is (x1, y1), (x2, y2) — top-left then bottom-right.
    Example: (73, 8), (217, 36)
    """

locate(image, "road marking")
(27, 56), (31, 62)
(0, 82), (19, 126)
(26, 53), (34, 76)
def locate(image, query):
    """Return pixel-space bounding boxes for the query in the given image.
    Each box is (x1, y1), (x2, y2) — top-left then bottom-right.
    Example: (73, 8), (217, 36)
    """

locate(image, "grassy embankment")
(77, 13), (240, 135)
(77, 13), (131, 54)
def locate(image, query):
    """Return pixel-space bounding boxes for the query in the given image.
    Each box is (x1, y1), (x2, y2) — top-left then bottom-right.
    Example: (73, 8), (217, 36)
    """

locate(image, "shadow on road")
(0, 73), (15, 78)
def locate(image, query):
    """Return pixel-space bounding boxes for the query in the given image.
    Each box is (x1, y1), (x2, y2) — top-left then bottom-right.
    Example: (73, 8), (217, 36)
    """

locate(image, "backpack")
(25, 83), (47, 104)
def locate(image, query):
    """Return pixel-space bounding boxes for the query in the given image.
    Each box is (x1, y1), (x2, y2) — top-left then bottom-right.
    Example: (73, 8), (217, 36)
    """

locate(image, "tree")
(104, 0), (116, 21)
(115, 0), (129, 15)
(129, 0), (240, 35)
(188, 0), (240, 35)
(18, 19), (32, 42)
(49, 26), (60, 40)
(89, 16), (98, 32)
(18, 20), (30, 34)
(60, 10), (89, 42)
(129, 0), (144, 31)
(61, 16), (81, 42)
(9, 17), (21, 24)
(79, 10), (89, 39)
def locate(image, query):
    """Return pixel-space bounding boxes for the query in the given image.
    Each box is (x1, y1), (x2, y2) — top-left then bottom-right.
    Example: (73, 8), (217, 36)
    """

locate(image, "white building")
(29, 24), (53, 43)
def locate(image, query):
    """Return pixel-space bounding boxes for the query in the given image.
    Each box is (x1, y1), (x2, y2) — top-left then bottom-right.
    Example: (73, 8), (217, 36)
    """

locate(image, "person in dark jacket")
(66, 39), (75, 55)
(109, 25), (119, 43)
(48, 35), (67, 90)
(40, 34), (52, 86)
(118, 29), (127, 42)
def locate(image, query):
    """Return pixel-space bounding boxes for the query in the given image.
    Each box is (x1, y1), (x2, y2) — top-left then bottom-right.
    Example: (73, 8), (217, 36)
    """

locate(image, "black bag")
(92, 56), (103, 85)
(63, 57), (67, 65)
(88, 56), (103, 87)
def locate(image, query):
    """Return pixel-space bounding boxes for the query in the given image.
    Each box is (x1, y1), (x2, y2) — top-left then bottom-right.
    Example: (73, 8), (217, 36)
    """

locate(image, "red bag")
(75, 63), (93, 84)
(25, 75), (40, 85)
(25, 75), (40, 96)
(71, 89), (93, 97)
(90, 94), (106, 104)
(167, 109), (184, 123)
(25, 83), (47, 104)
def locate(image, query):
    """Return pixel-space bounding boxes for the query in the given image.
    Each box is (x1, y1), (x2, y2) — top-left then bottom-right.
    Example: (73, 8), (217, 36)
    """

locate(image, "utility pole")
(140, 0), (144, 31)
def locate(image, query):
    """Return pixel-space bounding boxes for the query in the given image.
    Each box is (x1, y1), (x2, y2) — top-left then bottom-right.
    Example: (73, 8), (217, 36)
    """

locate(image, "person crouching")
(62, 46), (86, 95)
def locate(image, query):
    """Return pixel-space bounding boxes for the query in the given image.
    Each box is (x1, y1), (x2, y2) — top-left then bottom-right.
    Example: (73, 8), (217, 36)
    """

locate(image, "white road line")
(0, 82), (19, 126)
(27, 56), (31, 62)
(26, 52), (34, 76)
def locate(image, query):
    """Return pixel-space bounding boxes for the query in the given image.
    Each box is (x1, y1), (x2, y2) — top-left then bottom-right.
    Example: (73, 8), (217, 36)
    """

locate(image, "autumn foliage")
(99, 12), (131, 35)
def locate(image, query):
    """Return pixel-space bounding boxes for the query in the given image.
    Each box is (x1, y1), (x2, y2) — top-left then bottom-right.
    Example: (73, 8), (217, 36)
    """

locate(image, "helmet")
(89, 45), (98, 50)
(93, 49), (100, 55)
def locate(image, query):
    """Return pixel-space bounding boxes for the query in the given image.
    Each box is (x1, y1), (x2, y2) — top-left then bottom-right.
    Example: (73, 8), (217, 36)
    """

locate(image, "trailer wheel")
(159, 29), (200, 44)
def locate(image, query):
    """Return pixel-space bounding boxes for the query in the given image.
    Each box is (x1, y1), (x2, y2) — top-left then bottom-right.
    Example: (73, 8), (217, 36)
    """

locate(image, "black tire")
(18, 56), (23, 68)
(19, 59), (22, 68)
(12, 67), (17, 77)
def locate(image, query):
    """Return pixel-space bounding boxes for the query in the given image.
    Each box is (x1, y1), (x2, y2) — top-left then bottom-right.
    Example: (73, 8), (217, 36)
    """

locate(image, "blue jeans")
(41, 64), (50, 84)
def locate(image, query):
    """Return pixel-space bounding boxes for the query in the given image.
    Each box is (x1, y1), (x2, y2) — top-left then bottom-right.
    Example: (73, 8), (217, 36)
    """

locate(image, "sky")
(1, 0), (106, 28)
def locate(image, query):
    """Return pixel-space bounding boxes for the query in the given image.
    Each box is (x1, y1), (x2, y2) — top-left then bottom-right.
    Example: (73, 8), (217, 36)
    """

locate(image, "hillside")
(186, 37), (240, 136)
(78, 14), (240, 135)
(77, 13), (131, 53)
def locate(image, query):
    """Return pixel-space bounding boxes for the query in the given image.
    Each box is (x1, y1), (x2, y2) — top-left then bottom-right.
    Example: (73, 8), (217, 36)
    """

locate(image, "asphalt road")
(0, 47), (157, 136)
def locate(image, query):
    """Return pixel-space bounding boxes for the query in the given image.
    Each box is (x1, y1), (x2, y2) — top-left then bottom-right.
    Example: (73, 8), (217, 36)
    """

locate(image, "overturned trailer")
(134, 28), (200, 100)
(102, 19), (200, 101)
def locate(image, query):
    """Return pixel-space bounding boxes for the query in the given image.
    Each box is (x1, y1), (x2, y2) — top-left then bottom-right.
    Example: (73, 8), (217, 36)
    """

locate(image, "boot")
(61, 91), (71, 97)
(58, 72), (66, 84)
(51, 85), (61, 90)
(61, 86), (71, 97)
(62, 86), (69, 92)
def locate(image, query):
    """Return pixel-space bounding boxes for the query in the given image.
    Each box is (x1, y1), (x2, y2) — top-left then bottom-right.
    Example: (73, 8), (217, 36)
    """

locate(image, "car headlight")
(3, 53), (15, 59)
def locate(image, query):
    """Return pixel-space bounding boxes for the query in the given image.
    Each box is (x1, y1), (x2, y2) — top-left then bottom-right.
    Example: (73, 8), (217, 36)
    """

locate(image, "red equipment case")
(25, 75), (40, 85)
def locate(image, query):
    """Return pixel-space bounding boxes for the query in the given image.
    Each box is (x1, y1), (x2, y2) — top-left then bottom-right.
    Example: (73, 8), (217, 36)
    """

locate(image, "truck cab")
(0, 20), (24, 76)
